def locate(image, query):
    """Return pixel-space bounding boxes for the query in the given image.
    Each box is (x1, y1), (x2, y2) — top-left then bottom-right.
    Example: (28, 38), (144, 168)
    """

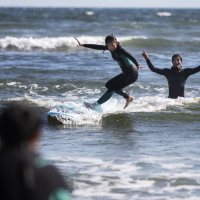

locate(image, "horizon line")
(0, 5), (200, 9)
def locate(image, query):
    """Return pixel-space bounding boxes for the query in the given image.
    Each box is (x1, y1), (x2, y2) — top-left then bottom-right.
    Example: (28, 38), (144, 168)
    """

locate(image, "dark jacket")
(146, 59), (200, 98)
(0, 148), (72, 200)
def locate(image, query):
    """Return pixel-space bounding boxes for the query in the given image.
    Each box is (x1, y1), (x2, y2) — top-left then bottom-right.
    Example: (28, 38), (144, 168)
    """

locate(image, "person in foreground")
(75, 34), (140, 109)
(141, 50), (200, 99)
(0, 103), (72, 200)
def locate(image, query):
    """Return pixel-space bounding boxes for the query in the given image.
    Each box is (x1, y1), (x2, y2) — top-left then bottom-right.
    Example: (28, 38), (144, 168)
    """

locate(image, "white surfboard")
(47, 102), (102, 125)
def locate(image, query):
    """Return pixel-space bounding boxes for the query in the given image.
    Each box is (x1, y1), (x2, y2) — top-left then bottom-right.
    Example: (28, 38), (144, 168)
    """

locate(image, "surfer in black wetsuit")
(142, 50), (200, 99)
(75, 35), (140, 109)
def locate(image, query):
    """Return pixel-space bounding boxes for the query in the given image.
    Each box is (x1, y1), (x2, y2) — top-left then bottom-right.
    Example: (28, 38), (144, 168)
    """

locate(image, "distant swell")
(0, 36), (78, 50)
(1, 35), (199, 51)
(0, 36), (146, 51)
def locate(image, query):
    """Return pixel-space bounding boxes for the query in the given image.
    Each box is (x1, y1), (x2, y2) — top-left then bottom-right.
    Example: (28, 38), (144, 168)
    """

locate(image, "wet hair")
(105, 34), (118, 44)
(0, 103), (43, 147)
(172, 54), (182, 62)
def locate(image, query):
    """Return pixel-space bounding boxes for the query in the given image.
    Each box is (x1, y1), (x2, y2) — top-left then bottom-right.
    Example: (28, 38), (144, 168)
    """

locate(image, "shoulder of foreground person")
(34, 156), (73, 200)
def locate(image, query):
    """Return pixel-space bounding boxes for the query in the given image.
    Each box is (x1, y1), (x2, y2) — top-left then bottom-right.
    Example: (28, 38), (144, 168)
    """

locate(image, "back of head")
(0, 103), (43, 200)
(0, 103), (43, 149)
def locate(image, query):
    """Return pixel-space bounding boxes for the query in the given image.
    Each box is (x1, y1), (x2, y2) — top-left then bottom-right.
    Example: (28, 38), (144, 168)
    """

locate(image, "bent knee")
(105, 81), (111, 89)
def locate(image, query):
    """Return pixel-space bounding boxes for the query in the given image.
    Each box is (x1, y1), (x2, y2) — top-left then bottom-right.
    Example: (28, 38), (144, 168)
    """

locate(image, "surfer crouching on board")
(75, 34), (140, 109)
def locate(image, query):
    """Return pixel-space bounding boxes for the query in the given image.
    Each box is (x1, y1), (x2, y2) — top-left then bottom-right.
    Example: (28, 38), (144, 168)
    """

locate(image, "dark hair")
(172, 54), (182, 62)
(0, 103), (43, 147)
(105, 34), (117, 44)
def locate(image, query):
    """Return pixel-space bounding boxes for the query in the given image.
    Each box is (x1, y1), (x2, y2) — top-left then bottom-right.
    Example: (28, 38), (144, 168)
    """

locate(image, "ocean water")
(0, 7), (200, 199)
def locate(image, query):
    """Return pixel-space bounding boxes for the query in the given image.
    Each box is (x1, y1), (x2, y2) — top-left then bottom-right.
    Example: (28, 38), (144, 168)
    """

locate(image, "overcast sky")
(0, 0), (200, 8)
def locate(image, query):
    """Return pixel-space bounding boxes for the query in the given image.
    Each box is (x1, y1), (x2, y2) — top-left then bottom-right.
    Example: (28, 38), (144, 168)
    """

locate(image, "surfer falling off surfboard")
(75, 34), (141, 110)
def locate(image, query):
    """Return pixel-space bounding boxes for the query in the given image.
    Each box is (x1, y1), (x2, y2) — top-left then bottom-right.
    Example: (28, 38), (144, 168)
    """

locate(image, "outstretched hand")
(141, 50), (149, 60)
(74, 37), (83, 46)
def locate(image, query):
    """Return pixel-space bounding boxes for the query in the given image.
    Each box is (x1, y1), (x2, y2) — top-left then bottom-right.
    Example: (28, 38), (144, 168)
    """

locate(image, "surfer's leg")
(124, 96), (134, 109)
(114, 89), (129, 99)
(95, 75), (123, 105)
(115, 89), (133, 109)
(105, 73), (127, 90)
(97, 90), (114, 104)
(97, 73), (135, 106)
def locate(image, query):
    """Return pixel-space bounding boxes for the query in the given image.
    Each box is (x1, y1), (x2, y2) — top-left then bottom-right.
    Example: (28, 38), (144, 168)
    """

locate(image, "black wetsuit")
(0, 148), (72, 200)
(83, 44), (139, 104)
(146, 59), (200, 98)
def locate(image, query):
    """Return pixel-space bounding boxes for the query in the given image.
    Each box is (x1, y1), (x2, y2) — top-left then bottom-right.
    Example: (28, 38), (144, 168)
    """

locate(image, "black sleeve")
(184, 66), (200, 76)
(120, 47), (139, 67)
(146, 59), (167, 75)
(83, 44), (107, 50)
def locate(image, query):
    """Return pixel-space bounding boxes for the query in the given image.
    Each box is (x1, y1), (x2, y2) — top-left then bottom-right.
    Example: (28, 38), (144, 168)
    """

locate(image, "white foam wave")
(0, 36), (77, 50)
(47, 155), (200, 200)
(6, 94), (200, 126)
(55, 156), (141, 199)
(48, 102), (102, 126)
(4, 81), (27, 89)
(47, 96), (200, 125)
(85, 11), (95, 16)
(6, 81), (19, 86)
(103, 96), (200, 114)
(0, 35), (146, 51)
(157, 12), (172, 17)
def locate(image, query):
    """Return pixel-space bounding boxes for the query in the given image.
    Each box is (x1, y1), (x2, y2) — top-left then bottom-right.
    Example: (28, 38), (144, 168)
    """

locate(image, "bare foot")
(124, 96), (134, 109)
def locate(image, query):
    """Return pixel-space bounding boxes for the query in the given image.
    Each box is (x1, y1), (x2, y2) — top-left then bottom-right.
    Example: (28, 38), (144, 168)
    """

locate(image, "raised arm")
(141, 50), (167, 75)
(74, 37), (107, 50)
(184, 65), (200, 76)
